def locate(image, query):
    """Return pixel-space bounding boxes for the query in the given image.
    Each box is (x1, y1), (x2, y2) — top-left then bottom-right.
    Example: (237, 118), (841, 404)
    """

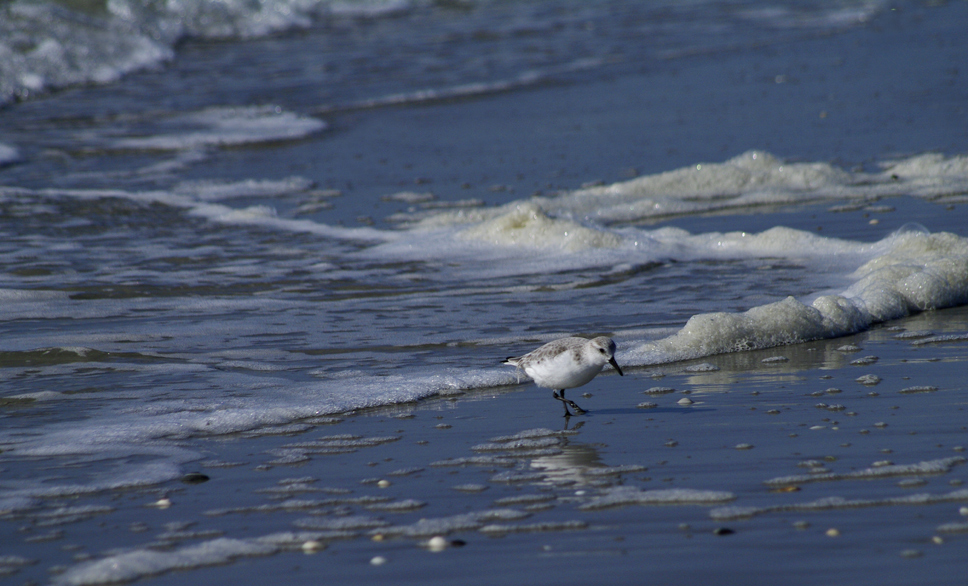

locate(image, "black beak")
(609, 356), (624, 376)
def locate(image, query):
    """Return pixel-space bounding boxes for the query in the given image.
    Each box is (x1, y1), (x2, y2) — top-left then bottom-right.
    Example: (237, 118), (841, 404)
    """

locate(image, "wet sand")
(16, 304), (966, 586)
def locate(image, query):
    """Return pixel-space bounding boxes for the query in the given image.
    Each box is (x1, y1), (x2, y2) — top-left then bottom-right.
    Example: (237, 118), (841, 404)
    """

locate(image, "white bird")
(503, 336), (623, 417)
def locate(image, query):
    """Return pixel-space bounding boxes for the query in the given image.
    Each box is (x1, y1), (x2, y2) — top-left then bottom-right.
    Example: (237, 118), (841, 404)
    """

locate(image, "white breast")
(524, 351), (605, 390)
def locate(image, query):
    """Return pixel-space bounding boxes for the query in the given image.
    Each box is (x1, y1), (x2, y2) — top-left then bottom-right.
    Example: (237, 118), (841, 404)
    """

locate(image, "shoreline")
(17, 304), (967, 586)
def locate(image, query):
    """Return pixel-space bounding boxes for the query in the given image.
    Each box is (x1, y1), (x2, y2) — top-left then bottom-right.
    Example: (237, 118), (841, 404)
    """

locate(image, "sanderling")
(503, 336), (623, 417)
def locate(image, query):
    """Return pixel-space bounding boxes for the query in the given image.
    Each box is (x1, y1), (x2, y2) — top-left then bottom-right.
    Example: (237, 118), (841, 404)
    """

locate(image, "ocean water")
(0, 0), (885, 108)
(1, 0), (968, 582)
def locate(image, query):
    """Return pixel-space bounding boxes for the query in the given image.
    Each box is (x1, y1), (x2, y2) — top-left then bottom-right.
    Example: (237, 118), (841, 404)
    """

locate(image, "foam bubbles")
(420, 149), (856, 226)
(0, 2), (173, 104)
(710, 488), (968, 522)
(374, 509), (529, 538)
(174, 177), (316, 201)
(459, 203), (622, 251)
(414, 150), (968, 230)
(0, 0), (422, 105)
(764, 457), (966, 487)
(380, 152), (968, 287)
(847, 230), (968, 318)
(112, 106), (327, 151)
(53, 538), (277, 586)
(627, 227), (968, 367)
(634, 296), (857, 363)
(579, 487), (736, 510)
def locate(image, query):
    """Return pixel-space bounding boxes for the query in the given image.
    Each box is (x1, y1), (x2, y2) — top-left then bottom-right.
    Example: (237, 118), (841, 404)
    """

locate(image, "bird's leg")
(553, 389), (585, 416)
(552, 390), (573, 417)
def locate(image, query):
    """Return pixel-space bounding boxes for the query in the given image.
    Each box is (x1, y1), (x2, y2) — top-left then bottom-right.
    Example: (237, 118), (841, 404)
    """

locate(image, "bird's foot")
(553, 391), (585, 416)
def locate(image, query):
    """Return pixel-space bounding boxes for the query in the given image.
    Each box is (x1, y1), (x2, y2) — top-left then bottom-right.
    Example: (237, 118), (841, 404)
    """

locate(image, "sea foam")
(112, 106), (327, 151)
(0, 0), (414, 105)
(627, 228), (968, 366)
(412, 150), (968, 228)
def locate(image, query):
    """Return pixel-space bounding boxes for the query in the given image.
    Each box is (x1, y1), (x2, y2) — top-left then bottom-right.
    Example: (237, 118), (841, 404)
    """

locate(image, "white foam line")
(764, 457), (967, 486)
(112, 105), (327, 151)
(314, 58), (605, 114)
(0, 186), (395, 243)
(53, 538), (278, 586)
(2, 367), (519, 465)
(185, 201), (393, 242)
(0, 461), (186, 515)
(710, 488), (968, 522)
(579, 486), (736, 510)
(406, 151), (968, 228)
(911, 333), (968, 346)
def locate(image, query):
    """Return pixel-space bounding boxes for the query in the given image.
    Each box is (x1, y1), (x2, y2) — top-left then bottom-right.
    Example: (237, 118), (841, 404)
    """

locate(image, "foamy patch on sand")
(173, 176), (316, 201)
(53, 538), (277, 586)
(0, 288), (69, 302)
(764, 457), (966, 486)
(0, 460), (185, 517)
(710, 488), (968, 521)
(579, 486), (736, 510)
(912, 333), (968, 346)
(372, 509), (529, 538)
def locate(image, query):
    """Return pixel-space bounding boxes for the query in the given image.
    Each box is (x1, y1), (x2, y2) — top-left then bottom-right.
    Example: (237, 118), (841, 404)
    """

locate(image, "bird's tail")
(503, 357), (523, 384)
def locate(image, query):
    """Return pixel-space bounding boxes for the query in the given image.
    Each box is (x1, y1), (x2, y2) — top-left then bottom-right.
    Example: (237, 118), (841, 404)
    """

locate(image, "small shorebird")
(503, 336), (623, 417)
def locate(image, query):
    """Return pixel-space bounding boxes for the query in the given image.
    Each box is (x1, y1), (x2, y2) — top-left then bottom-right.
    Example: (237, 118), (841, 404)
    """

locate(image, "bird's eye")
(598, 348), (606, 354)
